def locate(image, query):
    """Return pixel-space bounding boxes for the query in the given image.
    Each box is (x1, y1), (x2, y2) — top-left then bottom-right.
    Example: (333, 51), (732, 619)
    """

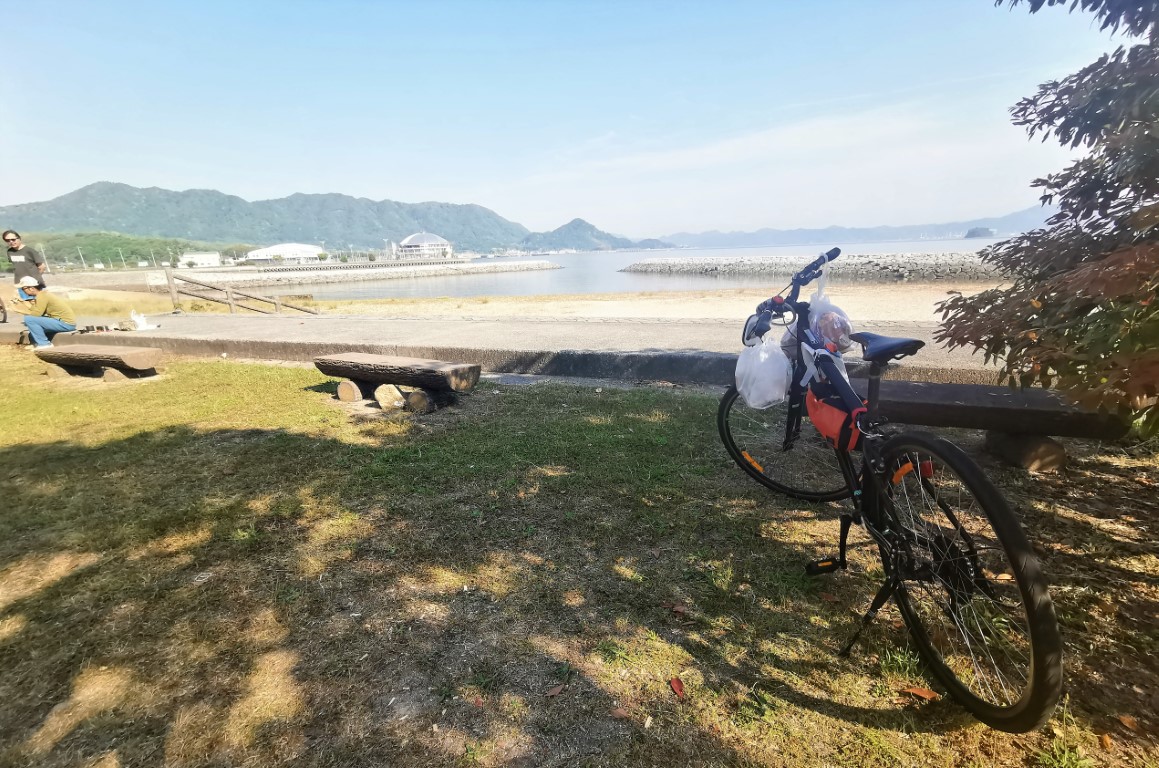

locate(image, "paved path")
(54, 312), (1002, 386)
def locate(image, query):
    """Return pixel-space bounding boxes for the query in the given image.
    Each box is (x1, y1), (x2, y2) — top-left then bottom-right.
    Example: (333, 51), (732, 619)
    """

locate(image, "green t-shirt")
(27, 291), (75, 326)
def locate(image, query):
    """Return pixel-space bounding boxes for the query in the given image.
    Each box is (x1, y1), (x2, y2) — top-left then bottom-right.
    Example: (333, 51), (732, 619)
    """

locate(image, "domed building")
(395, 232), (453, 259)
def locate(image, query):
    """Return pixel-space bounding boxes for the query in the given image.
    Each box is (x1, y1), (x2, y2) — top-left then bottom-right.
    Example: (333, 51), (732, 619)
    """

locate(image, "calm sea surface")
(264, 239), (1001, 301)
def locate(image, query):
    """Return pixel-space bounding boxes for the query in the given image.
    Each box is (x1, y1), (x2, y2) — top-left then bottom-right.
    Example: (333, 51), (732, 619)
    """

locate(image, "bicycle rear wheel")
(879, 431), (1061, 732)
(717, 384), (849, 501)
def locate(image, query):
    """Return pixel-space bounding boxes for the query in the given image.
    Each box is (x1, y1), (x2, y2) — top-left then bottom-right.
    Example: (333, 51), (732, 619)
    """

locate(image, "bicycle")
(717, 248), (1062, 733)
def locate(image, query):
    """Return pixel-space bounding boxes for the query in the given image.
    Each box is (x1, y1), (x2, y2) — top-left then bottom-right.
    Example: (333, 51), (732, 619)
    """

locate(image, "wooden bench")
(36, 344), (163, 380)
(314, 353), (481, 413)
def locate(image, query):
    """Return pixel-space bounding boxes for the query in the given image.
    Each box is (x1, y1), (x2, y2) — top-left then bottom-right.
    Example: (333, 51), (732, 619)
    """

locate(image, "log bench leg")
(336, 379), (378, 402)
(984, 432), (1067, 472)
(334, 379), (459, 414)
(403, 388), (458, 414)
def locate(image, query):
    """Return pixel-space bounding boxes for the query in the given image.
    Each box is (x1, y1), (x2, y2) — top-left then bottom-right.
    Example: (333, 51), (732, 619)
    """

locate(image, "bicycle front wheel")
(880, 431), (1061, 733)
(717, 385), (849, 501)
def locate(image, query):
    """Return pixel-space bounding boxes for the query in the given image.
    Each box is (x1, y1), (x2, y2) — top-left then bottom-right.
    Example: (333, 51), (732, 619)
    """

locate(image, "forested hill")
(0, 182), (531, 253)
(521, 219), (647, 251)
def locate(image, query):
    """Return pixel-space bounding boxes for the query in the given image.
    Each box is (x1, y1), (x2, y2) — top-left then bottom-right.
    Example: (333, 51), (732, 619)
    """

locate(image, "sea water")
(262, 238), (1001, 301)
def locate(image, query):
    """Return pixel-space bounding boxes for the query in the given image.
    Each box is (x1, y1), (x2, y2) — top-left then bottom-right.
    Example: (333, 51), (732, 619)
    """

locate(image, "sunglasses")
(3, 238), (17, 243)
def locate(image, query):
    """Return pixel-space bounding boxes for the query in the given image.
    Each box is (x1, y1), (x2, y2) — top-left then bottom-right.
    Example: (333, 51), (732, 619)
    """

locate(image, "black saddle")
(849, 332), (925, 364)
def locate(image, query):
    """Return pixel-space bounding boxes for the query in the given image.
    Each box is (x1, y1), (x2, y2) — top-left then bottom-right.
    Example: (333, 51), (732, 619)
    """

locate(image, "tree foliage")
(937, 0), (1159, 435)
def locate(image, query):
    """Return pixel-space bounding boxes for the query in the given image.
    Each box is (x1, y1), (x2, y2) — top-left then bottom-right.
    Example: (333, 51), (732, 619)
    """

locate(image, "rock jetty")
(621, 252), (1004, 282)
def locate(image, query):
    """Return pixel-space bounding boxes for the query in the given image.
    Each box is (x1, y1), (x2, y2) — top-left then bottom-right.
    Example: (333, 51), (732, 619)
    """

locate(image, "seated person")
(9, 276), (76, 349)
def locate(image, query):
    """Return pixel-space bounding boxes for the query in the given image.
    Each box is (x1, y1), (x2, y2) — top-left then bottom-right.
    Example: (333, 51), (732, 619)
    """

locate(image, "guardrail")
(165, 269), (318, 315)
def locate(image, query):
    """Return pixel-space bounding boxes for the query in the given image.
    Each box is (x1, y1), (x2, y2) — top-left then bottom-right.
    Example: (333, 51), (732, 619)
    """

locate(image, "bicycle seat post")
(866, 361), (885, 423)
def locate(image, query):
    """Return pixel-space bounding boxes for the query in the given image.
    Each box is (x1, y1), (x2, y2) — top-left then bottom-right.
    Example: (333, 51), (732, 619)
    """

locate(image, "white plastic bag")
(808, 262), (854, 351)
(735, 336), (792, 409)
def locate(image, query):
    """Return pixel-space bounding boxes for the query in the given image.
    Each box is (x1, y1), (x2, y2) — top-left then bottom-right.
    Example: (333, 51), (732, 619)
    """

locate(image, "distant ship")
(964, 227), (997, 238)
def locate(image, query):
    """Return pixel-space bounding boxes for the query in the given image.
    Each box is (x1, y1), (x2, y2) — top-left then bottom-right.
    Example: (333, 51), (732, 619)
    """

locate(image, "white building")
(396, 232), (453, 259)
(180, 251), (222, 268)
(245, 243), (325, 265)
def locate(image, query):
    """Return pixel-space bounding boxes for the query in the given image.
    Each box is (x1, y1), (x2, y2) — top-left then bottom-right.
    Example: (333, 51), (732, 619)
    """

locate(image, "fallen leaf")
(820, 592), (839, 603)
(669, 677), (686, 700)
(671, 604), (688, 616)
(644, 714), (653, 729)
(1117, 714), (1139, 731)
(891, 619), (905, 630)
(611, 707), (630, 719)
(544, 684), (565, 697)
(1100, 733), (1113, 751)
(473, 697), (483, 708)
(901, 686), (940, 701)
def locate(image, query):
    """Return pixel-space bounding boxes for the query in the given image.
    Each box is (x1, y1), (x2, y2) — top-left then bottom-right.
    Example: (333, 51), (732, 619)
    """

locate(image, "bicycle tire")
(878, 431), (1062, 732)
(717, 384), (849, 501)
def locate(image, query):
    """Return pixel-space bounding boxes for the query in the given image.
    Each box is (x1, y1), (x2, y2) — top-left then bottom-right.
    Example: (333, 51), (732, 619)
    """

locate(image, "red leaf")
(473, 697), (483, 708)
(669, 677), (686, 700)
(901, 686), (940, 701)
(544, 684), (565, 697)
(1100, 733), (1114, 751)
(820, 592), (839, 603)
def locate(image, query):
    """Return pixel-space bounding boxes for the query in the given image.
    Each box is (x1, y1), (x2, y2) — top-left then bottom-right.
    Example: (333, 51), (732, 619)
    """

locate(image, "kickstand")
(837, 577), (896, 657)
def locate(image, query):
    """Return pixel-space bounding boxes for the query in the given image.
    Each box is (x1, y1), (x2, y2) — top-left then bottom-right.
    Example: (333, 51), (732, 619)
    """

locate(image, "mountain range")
(0, 182), (1052, 253)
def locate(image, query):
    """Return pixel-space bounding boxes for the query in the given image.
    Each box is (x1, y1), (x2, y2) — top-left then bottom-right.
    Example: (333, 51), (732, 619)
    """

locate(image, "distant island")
(0, 181), (1050, 254)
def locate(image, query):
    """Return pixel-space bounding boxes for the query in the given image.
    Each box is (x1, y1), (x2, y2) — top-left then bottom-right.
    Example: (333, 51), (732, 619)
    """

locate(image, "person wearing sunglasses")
(3, 230), (47, 323)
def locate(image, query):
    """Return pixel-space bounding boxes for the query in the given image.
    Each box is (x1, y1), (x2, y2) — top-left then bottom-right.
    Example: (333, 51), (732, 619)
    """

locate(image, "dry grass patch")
(0, 348), (1155, 766)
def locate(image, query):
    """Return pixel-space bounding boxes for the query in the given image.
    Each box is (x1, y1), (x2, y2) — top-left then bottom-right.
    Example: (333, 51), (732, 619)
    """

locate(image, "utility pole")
(149, 248), (157, 267)
(76, 246), (87, 269)
(38, 243), (50, 272)
(116, 247), (127, 268)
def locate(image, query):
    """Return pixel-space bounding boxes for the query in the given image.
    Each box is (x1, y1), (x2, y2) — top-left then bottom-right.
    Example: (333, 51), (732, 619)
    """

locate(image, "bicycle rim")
(717, 385), (849, 502)
(880, 432), (1061, 732)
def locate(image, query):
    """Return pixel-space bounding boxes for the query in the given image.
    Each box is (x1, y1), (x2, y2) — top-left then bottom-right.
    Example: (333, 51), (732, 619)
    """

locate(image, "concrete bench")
(36, 344), (163, 380)
(314, 353), (481, 413)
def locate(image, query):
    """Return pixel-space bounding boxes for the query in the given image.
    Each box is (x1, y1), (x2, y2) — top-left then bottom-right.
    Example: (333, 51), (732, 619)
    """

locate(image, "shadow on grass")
(1, 390), (1150, 766)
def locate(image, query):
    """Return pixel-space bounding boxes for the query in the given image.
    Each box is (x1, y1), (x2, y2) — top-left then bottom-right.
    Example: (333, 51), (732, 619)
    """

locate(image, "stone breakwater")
(145, 260), (562, 290)
(621, 252), (1004, 282)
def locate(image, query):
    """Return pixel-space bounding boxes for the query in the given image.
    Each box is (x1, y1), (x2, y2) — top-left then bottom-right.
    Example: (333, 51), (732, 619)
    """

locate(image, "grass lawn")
(0, 350), (1155, 767)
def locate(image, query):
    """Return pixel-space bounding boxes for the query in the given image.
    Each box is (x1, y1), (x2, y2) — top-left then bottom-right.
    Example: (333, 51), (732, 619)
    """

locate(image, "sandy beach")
(57, 280), (995, 329)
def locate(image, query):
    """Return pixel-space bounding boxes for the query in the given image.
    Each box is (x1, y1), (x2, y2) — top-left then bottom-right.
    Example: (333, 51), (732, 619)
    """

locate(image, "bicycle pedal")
(805, 558), (843, 576)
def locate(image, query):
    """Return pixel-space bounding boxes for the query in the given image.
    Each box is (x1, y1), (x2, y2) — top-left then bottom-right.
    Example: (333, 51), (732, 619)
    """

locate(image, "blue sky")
(3, 1), (1123, 237)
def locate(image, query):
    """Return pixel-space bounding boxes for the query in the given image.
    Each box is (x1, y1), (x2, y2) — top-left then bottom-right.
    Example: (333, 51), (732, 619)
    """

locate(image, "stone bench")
(314, 353), (481, 413)
(36, 344), (163, 380)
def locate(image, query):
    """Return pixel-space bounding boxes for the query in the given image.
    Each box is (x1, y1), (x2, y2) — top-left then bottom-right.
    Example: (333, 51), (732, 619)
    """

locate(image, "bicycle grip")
(802, 247), (841, 275)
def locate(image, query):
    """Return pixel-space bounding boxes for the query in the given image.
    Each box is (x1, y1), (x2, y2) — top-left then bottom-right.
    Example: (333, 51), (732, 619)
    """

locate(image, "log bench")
(35, 344), (163, 380)
(0, 327), (29, 346)
(849, 379), (1129, 471)
(314, 353), (481, 413)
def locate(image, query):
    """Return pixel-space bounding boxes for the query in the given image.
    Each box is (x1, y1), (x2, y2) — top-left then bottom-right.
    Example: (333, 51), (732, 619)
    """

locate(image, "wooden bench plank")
(850, 380), (1128, 440)
(36, 344), (163, 372)
(314, 353), (480, 393)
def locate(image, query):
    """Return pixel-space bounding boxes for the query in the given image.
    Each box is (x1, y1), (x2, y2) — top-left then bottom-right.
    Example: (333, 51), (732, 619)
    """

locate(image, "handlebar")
(755, 247), (841, 317)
